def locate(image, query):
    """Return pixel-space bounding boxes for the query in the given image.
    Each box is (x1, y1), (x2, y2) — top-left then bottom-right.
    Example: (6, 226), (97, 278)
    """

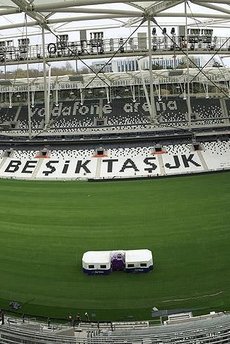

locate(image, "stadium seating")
(1, 311), (230, 343)
(156, 97), (188, 128)
(0, 106), (18, 123)
(201, 140), (230, 170)
(2, 96), (230, 134)
(190, 97), (225, 125)
(0, 139), (229, 180)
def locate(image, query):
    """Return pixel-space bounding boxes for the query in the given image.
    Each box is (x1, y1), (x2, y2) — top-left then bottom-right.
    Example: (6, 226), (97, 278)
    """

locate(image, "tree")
(65, 61), (74, 72)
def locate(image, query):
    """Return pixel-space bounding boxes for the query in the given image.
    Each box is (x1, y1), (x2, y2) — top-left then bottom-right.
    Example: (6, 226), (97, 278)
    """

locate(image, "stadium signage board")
(0, 153), (203, 179)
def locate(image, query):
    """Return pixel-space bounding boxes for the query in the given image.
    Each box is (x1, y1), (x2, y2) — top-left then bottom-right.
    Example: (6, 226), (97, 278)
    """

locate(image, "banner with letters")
(0, 151), (217, 180)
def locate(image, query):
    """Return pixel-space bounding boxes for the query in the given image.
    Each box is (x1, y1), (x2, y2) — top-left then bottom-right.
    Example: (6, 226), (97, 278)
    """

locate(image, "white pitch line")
(162, 291), (223, 303)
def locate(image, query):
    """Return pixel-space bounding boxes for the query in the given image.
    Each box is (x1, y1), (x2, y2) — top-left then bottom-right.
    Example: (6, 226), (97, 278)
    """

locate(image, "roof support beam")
(191, 0), (230, 15)
(10, 0), (51, 31)
(0, 7), (230, 32)
(0, 7), (20, 15)
(191, 0), (230, 3)
(43, 7), (141, 16)
(156, 12), (230, 19)
(146, 0), (184, 16)
(33, 0), (162, 11)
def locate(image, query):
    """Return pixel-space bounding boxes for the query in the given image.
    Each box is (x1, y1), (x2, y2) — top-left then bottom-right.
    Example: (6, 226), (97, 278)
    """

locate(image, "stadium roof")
(1, 0), (230, 40)
(0, 67), (228, 94)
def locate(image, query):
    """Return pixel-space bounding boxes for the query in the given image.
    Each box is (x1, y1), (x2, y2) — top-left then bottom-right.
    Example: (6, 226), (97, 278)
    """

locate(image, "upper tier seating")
(1, 97), (230, 135)
(190, 97), (225, 125)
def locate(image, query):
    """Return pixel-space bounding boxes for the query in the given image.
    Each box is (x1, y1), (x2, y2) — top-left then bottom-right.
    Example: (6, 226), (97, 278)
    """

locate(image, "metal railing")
(0, 35), (229, 66)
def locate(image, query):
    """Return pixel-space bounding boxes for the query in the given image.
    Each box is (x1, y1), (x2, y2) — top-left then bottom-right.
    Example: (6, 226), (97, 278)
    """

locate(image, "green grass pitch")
(0, 172), (229, 321)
